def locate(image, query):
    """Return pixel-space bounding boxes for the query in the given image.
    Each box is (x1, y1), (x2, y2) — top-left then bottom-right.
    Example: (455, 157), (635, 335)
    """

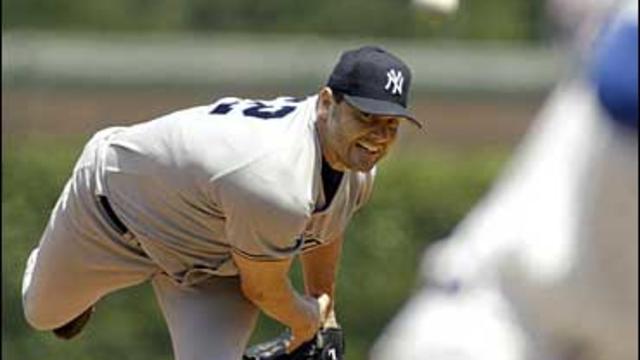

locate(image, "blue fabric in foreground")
(590, 14), (638, 130)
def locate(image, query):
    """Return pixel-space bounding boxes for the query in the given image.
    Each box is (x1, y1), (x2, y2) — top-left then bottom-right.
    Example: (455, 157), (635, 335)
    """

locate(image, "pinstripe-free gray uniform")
(22, 95), (375, 360)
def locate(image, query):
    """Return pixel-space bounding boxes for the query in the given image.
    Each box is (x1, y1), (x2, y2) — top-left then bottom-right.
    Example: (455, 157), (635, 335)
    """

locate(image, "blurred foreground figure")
(371, 1), (637, 359)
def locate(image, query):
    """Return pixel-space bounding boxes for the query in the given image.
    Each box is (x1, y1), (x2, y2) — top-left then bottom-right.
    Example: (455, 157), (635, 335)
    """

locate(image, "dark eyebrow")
(346, 102), (374, 122)
(359, 110), (400, 125)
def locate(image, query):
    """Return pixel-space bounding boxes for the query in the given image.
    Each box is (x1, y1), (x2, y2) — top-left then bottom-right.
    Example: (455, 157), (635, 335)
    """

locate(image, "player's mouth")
(356, 141), (383, 156)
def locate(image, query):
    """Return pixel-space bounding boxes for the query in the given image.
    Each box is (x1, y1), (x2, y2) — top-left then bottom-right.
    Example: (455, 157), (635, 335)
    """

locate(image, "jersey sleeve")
(213, 163), (311, 261)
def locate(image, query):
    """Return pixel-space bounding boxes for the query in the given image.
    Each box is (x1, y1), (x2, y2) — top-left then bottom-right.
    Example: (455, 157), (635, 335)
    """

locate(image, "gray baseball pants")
(21, 129), (259, 360)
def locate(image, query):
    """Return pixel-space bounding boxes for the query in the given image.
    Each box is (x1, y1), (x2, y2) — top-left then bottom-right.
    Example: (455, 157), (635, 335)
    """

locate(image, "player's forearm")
(247, 276), (320, 332)
(300, 235), (343, 321)
(232, 252), (321, 338)
(242, 271), (325, 350)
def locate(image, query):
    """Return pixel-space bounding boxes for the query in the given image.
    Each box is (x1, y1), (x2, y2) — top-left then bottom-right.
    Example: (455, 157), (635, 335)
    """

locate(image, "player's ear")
(317, 87), (335, 123)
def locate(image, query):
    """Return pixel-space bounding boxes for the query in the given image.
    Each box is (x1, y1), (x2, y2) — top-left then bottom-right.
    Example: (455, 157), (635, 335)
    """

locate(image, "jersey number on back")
(210, 97), (302, 120)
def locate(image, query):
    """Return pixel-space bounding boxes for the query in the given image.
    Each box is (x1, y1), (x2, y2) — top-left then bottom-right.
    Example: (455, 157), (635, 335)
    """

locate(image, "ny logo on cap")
(384, 69), (404, 95)
(328, 348), (338, 360)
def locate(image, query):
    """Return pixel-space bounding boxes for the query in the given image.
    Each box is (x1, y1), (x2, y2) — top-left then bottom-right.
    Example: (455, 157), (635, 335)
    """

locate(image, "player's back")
(95, 96), (320, 277)
(106, 96), (313, 180)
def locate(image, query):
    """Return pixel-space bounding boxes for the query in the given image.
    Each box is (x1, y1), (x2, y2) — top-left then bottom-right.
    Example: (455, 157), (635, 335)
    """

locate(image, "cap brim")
(343, 95), (423, 128)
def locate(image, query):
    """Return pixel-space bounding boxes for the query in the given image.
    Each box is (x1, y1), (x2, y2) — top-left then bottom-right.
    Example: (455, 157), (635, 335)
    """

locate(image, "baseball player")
(371, 1), (637, 359)
(21, 46), (421, 360)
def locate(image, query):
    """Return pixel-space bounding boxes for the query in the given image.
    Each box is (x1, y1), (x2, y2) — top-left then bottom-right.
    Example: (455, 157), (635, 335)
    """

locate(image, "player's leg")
(151, 273), (260, 360)
(22, 130), (157, 332)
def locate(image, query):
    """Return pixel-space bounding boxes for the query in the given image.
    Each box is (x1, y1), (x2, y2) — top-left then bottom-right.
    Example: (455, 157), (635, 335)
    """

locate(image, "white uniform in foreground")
(372, 2), (638, 359)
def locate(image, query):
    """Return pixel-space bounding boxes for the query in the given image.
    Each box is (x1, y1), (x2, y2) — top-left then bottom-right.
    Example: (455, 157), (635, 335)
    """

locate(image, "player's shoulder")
(202, 95), (315, 145)
(215, 153), (317, 221)
(176, 94), (316, 168)
(209, 94), (319, 213)
(235, 140), (318, 201)
(210, 95), (316, 163)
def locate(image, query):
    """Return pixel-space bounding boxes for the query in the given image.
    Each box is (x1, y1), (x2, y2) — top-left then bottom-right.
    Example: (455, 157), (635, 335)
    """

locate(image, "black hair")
(330, 88), (344, 103)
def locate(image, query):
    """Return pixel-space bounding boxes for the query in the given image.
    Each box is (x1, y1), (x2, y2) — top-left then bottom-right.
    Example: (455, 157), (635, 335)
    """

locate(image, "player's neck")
(315, 155), (344, 212)
(315, 120), (347, 172)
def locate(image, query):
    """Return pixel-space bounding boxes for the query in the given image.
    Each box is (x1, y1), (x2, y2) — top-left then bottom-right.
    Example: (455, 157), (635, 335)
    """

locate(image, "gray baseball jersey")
(97, 95), (375, 284)
(23, 95), (376, 359)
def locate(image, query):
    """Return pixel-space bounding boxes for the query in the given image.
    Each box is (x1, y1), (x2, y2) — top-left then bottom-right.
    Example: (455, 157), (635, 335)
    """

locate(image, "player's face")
(321, 97), (400, 172)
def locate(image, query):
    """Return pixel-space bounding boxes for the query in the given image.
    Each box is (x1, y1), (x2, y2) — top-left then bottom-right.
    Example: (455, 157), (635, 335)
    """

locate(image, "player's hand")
(289, 294), (331, 351)
(321, 308), (339, 330)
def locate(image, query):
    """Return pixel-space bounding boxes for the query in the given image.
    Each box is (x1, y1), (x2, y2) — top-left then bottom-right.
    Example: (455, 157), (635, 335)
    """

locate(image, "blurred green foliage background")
(3, 0), (548, 41)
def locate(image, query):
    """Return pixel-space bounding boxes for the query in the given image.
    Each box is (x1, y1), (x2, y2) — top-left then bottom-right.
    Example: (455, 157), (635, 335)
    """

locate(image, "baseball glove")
(243, 327), (345, 360)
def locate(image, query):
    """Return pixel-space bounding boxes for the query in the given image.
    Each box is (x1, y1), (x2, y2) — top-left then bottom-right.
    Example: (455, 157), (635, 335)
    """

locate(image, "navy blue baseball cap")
(327, 46), (422, 128)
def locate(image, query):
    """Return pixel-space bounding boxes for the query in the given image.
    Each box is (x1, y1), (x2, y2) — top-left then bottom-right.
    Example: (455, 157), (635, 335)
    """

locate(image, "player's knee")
(21, 248), (62, 330)
(22, 284), (94, 331)
(22, 294), (58, 331)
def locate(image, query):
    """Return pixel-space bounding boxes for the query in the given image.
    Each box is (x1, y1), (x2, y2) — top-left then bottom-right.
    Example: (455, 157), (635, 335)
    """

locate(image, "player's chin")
(348, 152), (383, 172)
